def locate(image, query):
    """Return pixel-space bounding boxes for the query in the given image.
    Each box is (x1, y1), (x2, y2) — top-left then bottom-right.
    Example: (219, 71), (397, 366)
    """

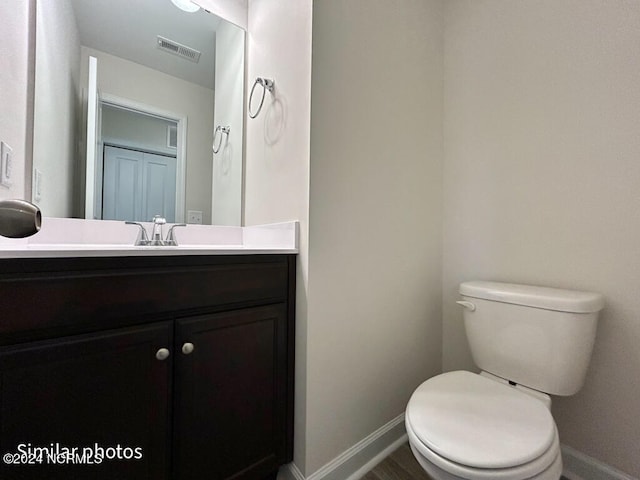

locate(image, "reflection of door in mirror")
(85, 55), (100, 220)
(103, 146), (176, 223)
(101, 104), (180, 222)
(32, 0), (246, 226)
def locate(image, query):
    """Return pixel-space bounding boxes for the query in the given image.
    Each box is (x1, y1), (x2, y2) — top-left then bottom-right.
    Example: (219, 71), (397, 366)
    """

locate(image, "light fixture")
(170, 0), (200, 13)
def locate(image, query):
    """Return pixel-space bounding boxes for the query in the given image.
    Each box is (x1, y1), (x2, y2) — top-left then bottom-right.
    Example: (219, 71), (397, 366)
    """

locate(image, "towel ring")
(248, 77), (274, 119)
(212, 125), (230, 154)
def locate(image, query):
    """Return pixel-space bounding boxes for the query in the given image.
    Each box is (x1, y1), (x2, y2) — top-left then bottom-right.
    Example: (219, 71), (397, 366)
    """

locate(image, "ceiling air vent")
(156, 35), (201, 63)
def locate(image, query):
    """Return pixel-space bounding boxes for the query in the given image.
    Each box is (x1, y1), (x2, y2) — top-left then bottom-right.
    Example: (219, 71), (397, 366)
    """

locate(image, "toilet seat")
(406, 371), (560, 480)
(407, 415), (560, 480)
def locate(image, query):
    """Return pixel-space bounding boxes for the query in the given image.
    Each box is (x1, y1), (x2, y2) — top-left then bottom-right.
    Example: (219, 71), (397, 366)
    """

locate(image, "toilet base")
(408, 442), (563, 480)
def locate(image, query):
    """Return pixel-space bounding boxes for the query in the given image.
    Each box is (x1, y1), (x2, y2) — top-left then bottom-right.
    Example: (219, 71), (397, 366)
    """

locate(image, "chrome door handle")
(456, 301), (476, 311)
(182, 343), (195, 355)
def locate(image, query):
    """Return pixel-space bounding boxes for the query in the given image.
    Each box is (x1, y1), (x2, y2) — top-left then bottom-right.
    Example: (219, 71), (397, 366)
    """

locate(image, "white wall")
(244, 0), (312, 473)
(195, 0), (247, 31)
(0, 0), (33, 201)
(80, 47), (215, 224)
(307, 0), (443, 475)
(212, 21), (244, 226)
(32, 0), (80, 218)
(246, 2), (442, 477)
(443, 1), (640, 477)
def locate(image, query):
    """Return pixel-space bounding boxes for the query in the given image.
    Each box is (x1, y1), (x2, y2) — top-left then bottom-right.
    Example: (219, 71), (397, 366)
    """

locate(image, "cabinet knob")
(182, 342), (195, 355)
(155, 348), (170, 361)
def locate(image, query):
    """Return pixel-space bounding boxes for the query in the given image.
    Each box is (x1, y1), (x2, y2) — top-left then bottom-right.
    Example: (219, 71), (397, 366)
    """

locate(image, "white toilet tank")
(459, 281), (605, 396)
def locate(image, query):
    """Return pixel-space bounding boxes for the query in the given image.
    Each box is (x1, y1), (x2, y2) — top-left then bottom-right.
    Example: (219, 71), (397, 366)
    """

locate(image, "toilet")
(406, 281), (604, 480)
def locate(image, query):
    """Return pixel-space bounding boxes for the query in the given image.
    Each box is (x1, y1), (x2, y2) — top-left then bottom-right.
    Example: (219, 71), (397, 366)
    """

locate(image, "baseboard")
(562, 444), (637, 480)
(280, 463), (304, 480)
(279, 413), (407, 480)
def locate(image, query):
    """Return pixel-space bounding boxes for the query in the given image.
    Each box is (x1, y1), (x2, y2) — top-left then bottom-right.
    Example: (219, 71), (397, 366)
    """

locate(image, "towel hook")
(248, 77), (274, 119)
(212, 125), (230, 154)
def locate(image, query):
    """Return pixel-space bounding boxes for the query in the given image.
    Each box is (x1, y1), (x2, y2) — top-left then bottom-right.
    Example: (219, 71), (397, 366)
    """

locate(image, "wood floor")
(363, 443), (432, 480)
(363, 443), (569, 480)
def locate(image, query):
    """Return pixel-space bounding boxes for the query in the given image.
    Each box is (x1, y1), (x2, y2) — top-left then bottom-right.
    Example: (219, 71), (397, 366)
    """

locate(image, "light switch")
(0, 141), (13, 188)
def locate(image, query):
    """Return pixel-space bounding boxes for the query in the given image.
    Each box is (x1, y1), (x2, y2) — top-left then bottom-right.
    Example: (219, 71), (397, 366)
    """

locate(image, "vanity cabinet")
(173, 304), (288, 480)
(0, 254), (295, 480)
(0, 322), (172, 479)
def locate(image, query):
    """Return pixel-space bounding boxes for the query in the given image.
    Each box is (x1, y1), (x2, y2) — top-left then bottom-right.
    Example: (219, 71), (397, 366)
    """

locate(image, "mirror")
(32, 0), (245, 225)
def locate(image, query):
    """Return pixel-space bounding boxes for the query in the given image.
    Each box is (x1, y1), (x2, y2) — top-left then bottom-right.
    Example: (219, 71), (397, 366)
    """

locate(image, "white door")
(102, 146), (176, 222)
(102, 147), (143, 221)
(142, 153), (177, 222)
(85, 56), (101, 219)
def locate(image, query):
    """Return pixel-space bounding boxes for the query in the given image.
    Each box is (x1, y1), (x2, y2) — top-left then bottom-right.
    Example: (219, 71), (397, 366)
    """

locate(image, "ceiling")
(69, 0), (221, 89)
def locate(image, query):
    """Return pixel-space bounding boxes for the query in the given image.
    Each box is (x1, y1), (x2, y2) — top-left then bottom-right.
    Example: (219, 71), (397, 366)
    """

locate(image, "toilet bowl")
(406, 371), (563, 480)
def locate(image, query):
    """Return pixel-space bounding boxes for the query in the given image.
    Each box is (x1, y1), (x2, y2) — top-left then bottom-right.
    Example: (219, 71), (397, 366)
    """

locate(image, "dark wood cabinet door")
(0, 322), (172, 480)
(173, 305), (288, 480)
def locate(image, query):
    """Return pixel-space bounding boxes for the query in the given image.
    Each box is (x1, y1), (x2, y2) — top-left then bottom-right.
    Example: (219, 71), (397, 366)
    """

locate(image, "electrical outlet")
(1, 142), (13, 188)
(187, 210), (202, 224)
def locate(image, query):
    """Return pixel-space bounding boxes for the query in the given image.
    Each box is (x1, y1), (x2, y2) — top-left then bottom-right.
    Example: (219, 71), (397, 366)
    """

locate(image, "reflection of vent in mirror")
(157, 36), (201, 63)
(167, 125), (178, 149)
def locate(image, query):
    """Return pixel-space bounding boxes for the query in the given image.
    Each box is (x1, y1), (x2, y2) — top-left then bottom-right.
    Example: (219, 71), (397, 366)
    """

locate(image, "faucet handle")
(165, 223), (187, 246)
(125, 221), (150, 246)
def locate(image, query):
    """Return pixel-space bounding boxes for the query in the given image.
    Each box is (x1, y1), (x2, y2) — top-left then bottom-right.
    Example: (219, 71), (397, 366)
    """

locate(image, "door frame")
(98, 93), (187, 223)
(85, 56), (100, 219)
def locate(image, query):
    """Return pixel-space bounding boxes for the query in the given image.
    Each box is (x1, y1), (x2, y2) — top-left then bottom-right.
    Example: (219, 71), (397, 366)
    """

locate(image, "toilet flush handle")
(456, 301), (476, 311)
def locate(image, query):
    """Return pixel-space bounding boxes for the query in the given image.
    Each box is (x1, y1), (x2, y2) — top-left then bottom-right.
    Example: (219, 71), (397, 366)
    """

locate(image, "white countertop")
(0, 218), (298, 258)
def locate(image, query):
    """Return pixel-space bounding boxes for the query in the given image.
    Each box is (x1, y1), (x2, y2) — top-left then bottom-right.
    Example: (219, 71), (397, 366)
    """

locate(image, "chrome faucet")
(125, 217), (187, 246)
(150, 215), (166, 246)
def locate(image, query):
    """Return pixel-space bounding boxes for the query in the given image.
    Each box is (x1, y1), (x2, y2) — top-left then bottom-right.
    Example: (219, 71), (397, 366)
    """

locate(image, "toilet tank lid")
(459, 281), (605, 313)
